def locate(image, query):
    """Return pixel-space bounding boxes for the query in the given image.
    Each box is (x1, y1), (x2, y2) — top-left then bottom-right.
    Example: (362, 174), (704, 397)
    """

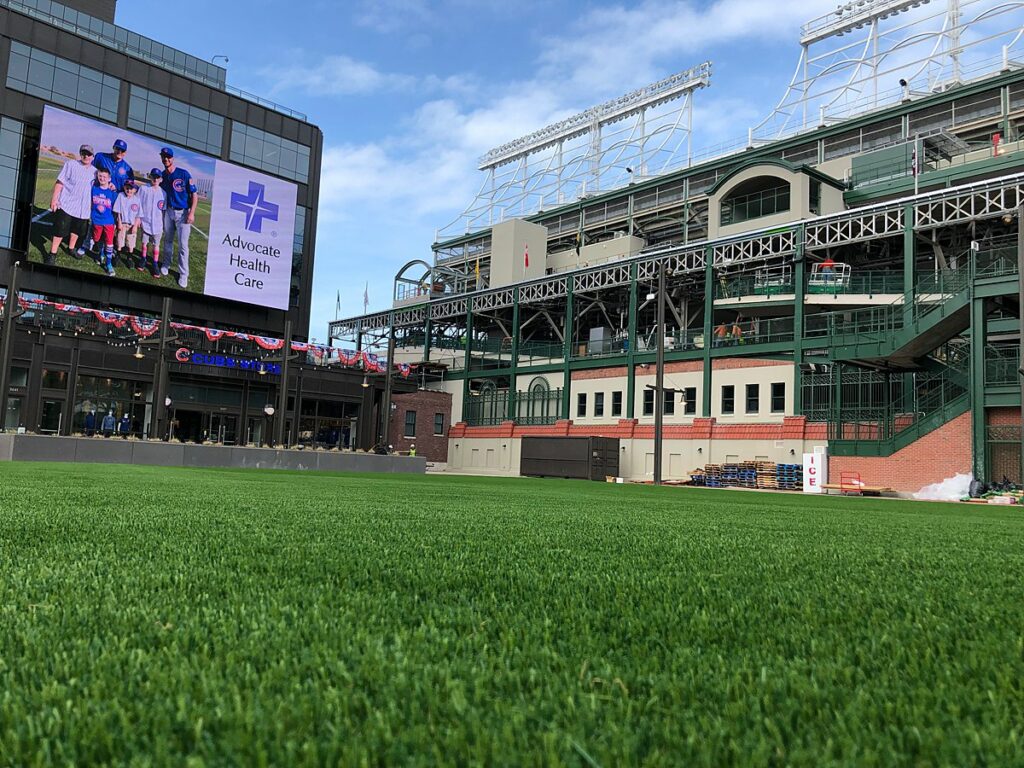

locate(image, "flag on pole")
(474, 256), (480, 287)
(524, 243), (530, 270)
(363, 282), (369, 313)
(911, 146), (918, 177)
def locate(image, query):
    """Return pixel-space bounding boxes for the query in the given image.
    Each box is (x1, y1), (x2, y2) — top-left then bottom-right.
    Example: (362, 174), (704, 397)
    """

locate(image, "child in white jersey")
(136, 168), (167, 279)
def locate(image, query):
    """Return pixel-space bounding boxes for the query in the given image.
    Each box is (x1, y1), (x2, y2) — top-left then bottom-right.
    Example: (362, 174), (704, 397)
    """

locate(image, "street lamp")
(263, 403), (276, 447)
(164, 396), (174, 441)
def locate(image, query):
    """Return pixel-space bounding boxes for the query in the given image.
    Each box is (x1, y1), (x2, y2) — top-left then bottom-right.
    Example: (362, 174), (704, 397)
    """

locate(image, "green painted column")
(702, 247), (714, 417)
(561, 281), (575, 420)
(462, 305), (473, 422)
(626, 263), (638, 419)
(970, 297), (987, 480)
(793, 225), (806, 413)
(423, 315), (432, 362)
(508, 288), (520, 422)
(903, 203), (915, 327)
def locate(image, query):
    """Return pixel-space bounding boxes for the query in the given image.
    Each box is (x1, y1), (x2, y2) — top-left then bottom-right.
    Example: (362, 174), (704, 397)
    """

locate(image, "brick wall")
(388, 390), (452, 462)
(829, 411), (972, 492)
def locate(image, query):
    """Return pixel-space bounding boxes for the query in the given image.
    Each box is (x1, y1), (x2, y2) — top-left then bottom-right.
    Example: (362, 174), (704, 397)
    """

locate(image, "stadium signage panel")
(174, 347), (281, 375)
(29, 106), (298, 310)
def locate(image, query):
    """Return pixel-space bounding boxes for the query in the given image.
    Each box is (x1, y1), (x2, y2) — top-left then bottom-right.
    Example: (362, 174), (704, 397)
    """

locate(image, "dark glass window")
(404, 410), (416, 437)
(594, 392), (604, 417)
(611, 391), (622, 417)
(41, 369), (67, 389)
(0, 117), (24, 249)
(7, 42), (119, 122)
(577, 392), (587, 417)
(683, 387), (697, 415)
(230, 123), (311, 183)
(642, 388), (654, 416)
(771, 382), (786, 413)
(433, 413), (445, 435)
(663, 389), (675, 416)
(128, 86), (224, 155)
(722, 385), (735, 415)
(746, 383), (760, 414)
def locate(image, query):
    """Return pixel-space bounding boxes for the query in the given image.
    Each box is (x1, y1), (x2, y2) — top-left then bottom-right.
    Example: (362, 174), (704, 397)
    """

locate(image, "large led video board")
(29, 105), (298, 310)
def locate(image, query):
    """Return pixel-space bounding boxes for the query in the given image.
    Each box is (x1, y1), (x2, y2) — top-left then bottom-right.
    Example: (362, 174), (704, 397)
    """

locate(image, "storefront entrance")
(172, 410), (240, 444)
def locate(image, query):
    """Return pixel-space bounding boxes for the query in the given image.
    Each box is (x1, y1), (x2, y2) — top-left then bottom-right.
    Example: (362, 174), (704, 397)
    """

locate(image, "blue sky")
(115, 0), (881, 339)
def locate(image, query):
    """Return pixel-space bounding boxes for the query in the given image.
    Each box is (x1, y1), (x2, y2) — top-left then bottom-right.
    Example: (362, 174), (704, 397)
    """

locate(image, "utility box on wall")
(520, 436), (620, 481)
(489, 218), (548, 288)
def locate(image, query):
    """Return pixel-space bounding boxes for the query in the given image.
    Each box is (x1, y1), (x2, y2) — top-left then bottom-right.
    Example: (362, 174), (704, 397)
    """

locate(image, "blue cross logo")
(230, 181), (279, 233)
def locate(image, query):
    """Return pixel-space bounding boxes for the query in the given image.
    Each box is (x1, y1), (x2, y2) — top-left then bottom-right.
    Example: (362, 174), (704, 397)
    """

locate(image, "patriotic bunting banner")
(254, 335), (286, 351)
(129, 316), (161, 338)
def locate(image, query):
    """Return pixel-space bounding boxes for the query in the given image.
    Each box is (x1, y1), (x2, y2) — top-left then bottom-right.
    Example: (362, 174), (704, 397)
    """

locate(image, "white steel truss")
(438, 63), (711, 240)
(753, 0), (1024, 142)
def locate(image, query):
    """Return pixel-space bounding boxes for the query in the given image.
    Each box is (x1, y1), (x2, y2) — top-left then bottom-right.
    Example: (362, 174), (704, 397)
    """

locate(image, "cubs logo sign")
(175, 347), (191, 363)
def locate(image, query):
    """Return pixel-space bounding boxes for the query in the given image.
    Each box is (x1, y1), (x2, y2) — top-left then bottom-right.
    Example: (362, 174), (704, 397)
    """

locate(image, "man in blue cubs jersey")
(159, 147), (198, 289)
(93, 139), (135, 192)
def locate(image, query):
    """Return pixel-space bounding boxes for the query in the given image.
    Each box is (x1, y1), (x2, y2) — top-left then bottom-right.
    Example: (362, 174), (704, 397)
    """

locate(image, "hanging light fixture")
(133, 345), (144, 359)
(361, 375), (369, 388)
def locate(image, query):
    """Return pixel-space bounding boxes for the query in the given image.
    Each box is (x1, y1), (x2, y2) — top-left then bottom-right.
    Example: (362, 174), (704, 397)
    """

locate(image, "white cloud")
(310, 0), (843, 331)
(264, 55), (415, 96)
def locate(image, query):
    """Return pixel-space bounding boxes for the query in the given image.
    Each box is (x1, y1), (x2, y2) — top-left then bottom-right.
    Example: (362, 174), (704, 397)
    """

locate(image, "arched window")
(721, 176), (791, 226)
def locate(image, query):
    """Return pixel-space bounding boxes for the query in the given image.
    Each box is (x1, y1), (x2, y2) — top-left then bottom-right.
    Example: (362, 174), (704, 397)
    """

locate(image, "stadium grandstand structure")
(331, 0), (1024, 492)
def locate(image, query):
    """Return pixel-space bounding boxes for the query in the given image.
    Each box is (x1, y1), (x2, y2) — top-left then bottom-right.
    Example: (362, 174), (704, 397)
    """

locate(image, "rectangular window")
(611, 391), (622, 417)
(404, 410), (416, 437)
(594, 392), (605, 418)
(683, 387), (697, 415)
(771, 382), (786, 413)
(128, 86), (224, 155)
(433, 412), (445, 435)
(663, 389), (675, 416)
(642, 388), (654, 416)
(721, 385), (735, 415)
(7, 42), (120, 122)
(230, 122), (311, 184)
(41, 369), (68, 389)
(577, 392), (587, 418)
(746, 383), (760, 414)
(0, 117), (24, 249)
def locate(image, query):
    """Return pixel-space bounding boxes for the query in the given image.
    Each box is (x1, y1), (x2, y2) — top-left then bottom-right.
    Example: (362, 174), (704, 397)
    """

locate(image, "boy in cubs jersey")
(113, 181), (142, 270)
(137, 168), (167, 278)
(90, 169), (119, 277)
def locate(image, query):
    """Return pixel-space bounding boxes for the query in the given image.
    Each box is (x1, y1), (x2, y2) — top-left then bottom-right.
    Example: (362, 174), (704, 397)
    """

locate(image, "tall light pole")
(0, 261), (22, 431)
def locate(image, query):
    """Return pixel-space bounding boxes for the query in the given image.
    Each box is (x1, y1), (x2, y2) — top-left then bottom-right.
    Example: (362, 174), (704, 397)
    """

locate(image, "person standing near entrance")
(159, 147), (198, 289)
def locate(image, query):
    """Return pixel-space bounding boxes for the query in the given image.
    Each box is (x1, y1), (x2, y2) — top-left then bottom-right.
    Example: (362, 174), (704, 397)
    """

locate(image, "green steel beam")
(461, 305), (473, 422)
(702, 248), (714, 417)
(561, 284), (574, 420)
(423, 316), (431, 362)
(508, 288), (520, 422)
(793, 224), (806, 413)
(970, 296), (988, 480)
(626, 262), (638, 419)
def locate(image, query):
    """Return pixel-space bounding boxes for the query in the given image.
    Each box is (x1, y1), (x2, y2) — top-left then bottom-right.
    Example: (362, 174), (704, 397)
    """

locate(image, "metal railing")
(515, 388), (562, 425)
(985, 344), (1020, 386)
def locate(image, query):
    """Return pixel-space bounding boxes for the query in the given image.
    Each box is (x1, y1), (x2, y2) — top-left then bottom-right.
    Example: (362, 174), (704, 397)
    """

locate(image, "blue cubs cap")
(149, 167), (163, 179)
(113, 139), (127, 151)
(159, 147), (174, 158)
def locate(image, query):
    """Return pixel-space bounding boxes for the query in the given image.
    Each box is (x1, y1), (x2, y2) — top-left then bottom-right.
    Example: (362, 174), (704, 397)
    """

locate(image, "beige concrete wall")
(446, 435), (827, 481)
(490, 218), (548, 288)
(547, 235), (645, 273)
(709, 166), (809, 239)
(568, 363), (794, 425)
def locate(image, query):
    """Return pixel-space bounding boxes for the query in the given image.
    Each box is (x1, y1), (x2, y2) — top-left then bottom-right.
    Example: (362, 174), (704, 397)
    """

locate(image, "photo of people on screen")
(29, 105), (297, 310)
(30, 107), (213, 292)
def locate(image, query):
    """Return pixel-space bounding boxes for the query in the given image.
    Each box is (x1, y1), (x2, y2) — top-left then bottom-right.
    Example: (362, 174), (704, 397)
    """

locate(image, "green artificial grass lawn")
(1, 463), (1023, 766)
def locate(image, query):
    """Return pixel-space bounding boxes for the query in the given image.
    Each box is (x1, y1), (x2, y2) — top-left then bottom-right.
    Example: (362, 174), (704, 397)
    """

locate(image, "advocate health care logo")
(230, 181), (279, 234)
(175, 347), (280, 375)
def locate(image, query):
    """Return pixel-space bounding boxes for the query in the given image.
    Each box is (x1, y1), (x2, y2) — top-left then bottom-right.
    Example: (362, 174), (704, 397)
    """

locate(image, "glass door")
(38, 399), (64, 435)
(210, 413), (238, 445)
